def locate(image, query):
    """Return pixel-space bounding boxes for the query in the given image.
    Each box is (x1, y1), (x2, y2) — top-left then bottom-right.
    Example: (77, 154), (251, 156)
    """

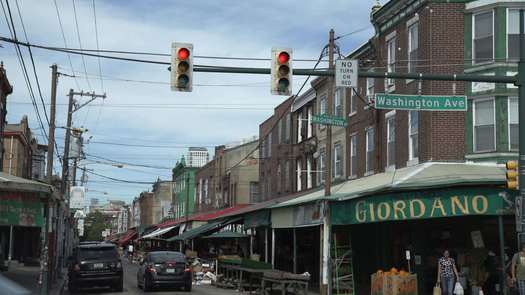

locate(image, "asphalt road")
(64, 260), (235, 295)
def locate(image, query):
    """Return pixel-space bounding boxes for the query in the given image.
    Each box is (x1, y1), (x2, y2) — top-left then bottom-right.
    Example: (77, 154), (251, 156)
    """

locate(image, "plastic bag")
(454, 282), (464, 295)
(434, 284), (442, 295)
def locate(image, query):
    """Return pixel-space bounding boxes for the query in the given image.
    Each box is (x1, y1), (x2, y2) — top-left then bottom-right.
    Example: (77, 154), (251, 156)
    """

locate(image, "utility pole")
(518, 9), (525, 244)
(46, 64), (57, 184)
(61, 90), (106, 197)
(321, 29), (335, 295)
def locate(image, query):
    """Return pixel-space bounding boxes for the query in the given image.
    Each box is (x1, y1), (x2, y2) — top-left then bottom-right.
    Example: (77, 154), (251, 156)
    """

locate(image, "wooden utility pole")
(321, 29), (335, 295)
(46, 64), (58, 184)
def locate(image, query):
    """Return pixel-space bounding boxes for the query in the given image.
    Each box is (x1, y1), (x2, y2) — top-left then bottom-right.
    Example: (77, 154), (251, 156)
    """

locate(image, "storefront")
(331, 186), (518, 295)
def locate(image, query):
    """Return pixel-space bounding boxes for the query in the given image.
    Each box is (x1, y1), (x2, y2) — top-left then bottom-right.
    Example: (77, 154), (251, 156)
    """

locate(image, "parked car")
(68, 243), (123, 292)
(137, 251), (192, 292)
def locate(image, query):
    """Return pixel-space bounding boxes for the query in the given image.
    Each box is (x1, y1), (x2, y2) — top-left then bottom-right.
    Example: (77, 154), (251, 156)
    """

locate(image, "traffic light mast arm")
(185, 66), (518, 84)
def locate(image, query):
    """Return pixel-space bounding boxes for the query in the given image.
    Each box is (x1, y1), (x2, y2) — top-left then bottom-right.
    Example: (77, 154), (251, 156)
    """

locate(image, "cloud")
(1, 0), (375, 203)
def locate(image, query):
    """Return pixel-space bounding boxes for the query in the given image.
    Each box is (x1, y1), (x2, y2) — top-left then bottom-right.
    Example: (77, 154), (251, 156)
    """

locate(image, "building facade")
(0, 62), (12, 172)
(151, 179), (175, 224)
(138, 192), (154, 227)
(187, 147), (209, 168)
(172, 156), (198, 219)
(131, 197), (141, 228)
(463, 0), (523, 164)
(2, 116), (39, 179)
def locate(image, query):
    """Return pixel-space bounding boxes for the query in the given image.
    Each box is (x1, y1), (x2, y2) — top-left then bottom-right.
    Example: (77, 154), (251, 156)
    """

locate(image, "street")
(64, 260), (235, 295)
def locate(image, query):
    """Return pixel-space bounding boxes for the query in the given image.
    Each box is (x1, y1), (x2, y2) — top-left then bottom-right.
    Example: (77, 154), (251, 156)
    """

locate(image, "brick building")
(138, 192), (154, 227)
(259, 96), (294, 201)
(2, 116), (40, 179)
(0, 63), (12, 172)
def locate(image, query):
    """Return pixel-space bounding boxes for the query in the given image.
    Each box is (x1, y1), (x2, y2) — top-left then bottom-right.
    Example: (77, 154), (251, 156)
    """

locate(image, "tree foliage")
(82, 211), (111, 241)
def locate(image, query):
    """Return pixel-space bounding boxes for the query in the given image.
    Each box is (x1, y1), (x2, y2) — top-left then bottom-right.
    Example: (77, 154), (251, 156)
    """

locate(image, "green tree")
(82, 211), (111, 241)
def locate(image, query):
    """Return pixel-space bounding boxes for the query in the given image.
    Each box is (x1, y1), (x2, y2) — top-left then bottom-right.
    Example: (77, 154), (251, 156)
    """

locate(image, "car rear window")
(78, 246), (118, 260)
(149, 252), (185, 263)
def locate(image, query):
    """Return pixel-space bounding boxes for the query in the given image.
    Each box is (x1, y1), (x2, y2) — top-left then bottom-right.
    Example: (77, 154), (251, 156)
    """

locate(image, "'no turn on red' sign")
(335, 59), (358, 88)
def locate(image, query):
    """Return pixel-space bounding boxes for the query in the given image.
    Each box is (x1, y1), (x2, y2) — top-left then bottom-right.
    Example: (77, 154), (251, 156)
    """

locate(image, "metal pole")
(518, 10), (525, 246)
(293, 228), (297, 273)
(8, 225), (12, 261)
(61, 89), (74, 196)
(72, 159), (78, 187)
(185, 175), (190, 222)
(498, 216), (507, 295)
(46, 64), (57, 184)
(265, 227), (268, 263)
(271, 228), (275, 267)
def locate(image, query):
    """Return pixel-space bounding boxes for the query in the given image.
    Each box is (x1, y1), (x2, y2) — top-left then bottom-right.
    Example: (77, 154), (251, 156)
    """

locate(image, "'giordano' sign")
(330, 189), (516, 225)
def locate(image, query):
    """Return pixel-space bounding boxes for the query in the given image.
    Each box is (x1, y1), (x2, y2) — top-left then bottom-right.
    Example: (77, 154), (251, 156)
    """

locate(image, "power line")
(52, 0), (80, 89)
(335, 25), (373, 41)
(84, 153), (173, 170)
(71, 0), (91, 90)
(91, 0), (103, 92)
(80, 167), (156, 184)
(1, 0), (49, 143)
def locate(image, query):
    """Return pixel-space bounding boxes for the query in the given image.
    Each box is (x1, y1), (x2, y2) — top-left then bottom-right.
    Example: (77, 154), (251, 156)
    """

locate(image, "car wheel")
(143, 275), (152, 292)
(184, 281), (192, 292)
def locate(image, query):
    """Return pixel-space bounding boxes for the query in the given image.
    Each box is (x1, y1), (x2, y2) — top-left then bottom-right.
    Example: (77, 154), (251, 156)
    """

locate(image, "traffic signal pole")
(518, 9), (525, 245)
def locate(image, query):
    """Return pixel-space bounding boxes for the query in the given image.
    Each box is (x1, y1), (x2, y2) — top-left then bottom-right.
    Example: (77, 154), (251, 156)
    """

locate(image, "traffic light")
(271, 47), (292, 95)
(506, 160), (519, 190)
(171, 42), (193, 92)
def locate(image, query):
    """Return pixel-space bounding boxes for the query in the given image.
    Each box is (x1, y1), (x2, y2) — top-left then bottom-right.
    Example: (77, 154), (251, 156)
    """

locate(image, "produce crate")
(371, 273), (417, 295)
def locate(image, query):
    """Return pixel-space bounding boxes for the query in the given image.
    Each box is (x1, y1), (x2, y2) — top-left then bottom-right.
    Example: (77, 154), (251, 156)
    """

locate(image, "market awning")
(203, 230), (248, 239)
(0, 172), (52, 194)
(140, 225), (179, 240)
(118, 229), (137, 246)
(167, 217), (242, 242)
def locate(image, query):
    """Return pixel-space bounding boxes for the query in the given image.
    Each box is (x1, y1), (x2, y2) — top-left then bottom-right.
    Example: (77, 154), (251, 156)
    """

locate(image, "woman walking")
(511, 244), (525, 295)
(438, 250), (459, 295)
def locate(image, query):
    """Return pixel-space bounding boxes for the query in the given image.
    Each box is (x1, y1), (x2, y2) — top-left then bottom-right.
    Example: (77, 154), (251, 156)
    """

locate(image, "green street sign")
(312, 114), (348, 127)
(374, 93), (467, 111)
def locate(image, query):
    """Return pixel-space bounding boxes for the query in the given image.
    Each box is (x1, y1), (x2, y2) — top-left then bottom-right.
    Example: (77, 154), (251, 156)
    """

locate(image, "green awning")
(203, 230), (248, 239)
(167, 217), (242, 242)
(0, 172), (52, 194)
(244, 210), (270, 228)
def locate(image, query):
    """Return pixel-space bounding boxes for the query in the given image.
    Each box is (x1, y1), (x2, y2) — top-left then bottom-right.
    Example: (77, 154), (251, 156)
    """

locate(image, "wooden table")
(260, 276), (309, 295)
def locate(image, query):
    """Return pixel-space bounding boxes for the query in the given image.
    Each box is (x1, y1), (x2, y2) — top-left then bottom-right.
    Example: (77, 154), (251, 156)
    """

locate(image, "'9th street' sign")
(335, 59), (358, 88)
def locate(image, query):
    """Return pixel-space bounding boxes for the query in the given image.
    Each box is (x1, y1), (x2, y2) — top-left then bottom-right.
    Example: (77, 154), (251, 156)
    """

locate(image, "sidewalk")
(2, 262), (66, 295)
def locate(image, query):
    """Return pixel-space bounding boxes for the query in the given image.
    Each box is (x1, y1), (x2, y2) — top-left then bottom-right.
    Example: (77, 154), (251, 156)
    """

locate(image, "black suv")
(68, 243), (123, 292)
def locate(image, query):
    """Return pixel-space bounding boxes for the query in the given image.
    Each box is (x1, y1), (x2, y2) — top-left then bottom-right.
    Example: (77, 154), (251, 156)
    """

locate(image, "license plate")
(166, 268), (175, 273)
(93, 263), (104, 269)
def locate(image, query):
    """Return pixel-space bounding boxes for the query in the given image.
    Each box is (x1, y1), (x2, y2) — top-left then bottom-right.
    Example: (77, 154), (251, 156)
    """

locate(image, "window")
(296, 160), (302, 191)
(473, 11), (493, 63)
(333, 143), (343, 179)
(297, 112), (303, 143)
(473, 99), (495, 152)
(508, 9), (525, 61)
(277, 164), (282, 193)
(261, 138), (267, 158)
(366, 78), (375, 104)
(284, 160), (290, 191)
(386, 113), (396, 168)
(285, 113), (291, 143)
(320, 95), (327, 115)
(409, 110), (419, 161)
(318, 149), (325, 184)
(278, 119), (282, 144)
(408, 22), (419, 73)
(350, 134), (357, 177)
(509, 97), (518, 150)
(386, 36), (396, 89)
(335, 88), (344, 116)
(249, 182), (260, 203)
(307, 106), (313, 138)
(307, 157), (312, 189)
(268, 132), (272, 157)
(366, 127), (375, 173)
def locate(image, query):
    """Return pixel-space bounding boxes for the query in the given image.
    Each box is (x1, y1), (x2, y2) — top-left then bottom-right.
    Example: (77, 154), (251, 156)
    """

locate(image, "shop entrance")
(349, 215), (516, 295)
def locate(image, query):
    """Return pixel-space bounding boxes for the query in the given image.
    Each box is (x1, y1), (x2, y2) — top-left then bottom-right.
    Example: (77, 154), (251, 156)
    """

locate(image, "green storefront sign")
(312, 114), (348, 127)
(331, 188), (516, 225)
(0, 194), (44, 227)
(374, 93), (467, 111)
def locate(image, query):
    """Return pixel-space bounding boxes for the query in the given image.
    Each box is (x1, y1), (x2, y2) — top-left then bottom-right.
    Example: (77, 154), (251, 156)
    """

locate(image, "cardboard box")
(371, 273), (417, 295)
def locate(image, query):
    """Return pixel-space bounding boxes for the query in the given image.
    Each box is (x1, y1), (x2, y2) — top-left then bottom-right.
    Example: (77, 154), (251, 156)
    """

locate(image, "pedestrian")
(437, 250), (459, 295)
(511, 244), (525, 295)
(128, 243), (134, 263)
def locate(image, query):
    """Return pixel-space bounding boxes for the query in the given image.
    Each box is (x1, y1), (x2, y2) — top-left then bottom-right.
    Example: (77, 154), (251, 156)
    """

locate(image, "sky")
(0, 0), (377, 204)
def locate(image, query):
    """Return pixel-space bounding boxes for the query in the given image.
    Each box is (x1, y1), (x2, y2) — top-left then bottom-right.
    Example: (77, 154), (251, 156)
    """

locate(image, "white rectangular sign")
(70, 186), (85, 209)
(335, 59), (358, 88)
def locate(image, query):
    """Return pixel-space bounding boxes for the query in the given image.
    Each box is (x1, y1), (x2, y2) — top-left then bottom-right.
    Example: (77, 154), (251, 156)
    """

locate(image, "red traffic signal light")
(278, 51), (290, 64)
(178, 48), (190, 61)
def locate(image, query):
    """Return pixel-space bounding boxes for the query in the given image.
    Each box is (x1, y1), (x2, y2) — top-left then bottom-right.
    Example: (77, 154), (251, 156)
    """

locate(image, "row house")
(0, 62), (12, 171)
(195, 140), (259, 212)
(151, 179), (175, 224)
(172, 156), (198, 219)
(138, 192), (154, 227)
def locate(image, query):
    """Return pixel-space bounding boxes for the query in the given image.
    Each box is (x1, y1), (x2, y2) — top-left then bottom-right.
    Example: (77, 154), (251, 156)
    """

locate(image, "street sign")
(335, 59), (358, 88)
(312, 114), (348, 127)
(374, 94), (467, 111)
